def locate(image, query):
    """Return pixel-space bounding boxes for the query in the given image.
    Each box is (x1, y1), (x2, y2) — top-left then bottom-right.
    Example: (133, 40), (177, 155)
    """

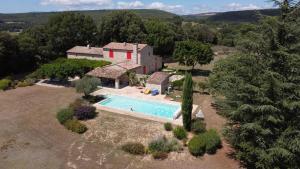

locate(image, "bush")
(121, 142), (145, 155)
(164, 122), (173, 131)
(16, 78), (35, 87)
(148, 136), (182, 153)
(75, 76), (101, 97)
(188, 135), (206, 156)
(83, 95), (105, 103)
(56, 108), (74, 124)
(191, 119), (206, 134)
(64, 119), (87, 134)
(69, 98), (86, 110)
(74, 106), (97, 120)
(0, 79), (12, 90)
(152, 151), (168, 160)
(173, 126), (187, 140)
(171, 78), (184, 90)
(203, 129), (222, 154)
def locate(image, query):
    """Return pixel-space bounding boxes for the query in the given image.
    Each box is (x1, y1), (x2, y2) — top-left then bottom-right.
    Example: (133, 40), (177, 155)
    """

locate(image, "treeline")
(0, 10), (220, 77)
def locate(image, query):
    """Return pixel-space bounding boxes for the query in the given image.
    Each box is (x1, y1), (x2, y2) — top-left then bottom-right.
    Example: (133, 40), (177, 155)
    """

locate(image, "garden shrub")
(188, 135), (206, 156)
(148, 136), (170, 153)
(16, 78), (35, 87)
(56, 108), (74, 124)
(164, 122), (173, 131)
(202, 129), (222, 154)
(152, 151), (168, 160)
(64, 119), (87, 134)
(148, 136), (182, 153)
(173, 126), (187, 140)
(82, 95), (105, 103)
(75, 76), (101, 97)
(0, 79), (12, 90)
(121, 142), (145, 155)
(171, 78), (184, 90)
(74, 106), (97, 120)
(191, 118), (206, 134)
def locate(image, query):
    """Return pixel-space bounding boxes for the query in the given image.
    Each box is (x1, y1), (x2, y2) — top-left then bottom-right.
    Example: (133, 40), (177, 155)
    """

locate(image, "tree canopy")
(209, 1), (300, 168)
(173, 40), (214, 70)
(98, 11), (147, 45)
(145, 20), (176, 57)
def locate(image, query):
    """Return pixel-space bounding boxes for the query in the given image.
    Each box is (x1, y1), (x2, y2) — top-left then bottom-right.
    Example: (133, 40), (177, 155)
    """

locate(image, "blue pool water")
(99, 95), (180, 119)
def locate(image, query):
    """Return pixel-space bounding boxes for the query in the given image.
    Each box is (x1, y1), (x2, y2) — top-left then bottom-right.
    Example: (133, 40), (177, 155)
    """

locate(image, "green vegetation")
(98, 11), (146, 45)
(191, 119), (206, 134)
(31, 59), (109, 81)
(121, 142), (145, 155)
(152, 151), (168, 160)
(0, 79), (12, 90)
(75, 76), (101, 97)
(171, 78), (184, 90)
(74, 106), (97, 120)
(164, 122), (173, 131)
(173, 40), (213, 70)
(202, 129), (222, 154)
(173, 126), (187, 140)
(181, 73), (193, 131)
(56, 108), (74, 124)
(188, 135), (206, 156)
(148, 136), (182, 153)
(208, 1), (300, 168)
(64, 119), (87, 134)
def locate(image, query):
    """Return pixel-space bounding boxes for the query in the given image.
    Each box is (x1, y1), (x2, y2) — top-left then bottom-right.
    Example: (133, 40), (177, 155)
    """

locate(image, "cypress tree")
(182, 72), (193, 131)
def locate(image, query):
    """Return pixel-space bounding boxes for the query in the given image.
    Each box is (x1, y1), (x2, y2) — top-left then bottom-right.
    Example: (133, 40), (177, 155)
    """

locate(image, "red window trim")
(143, 66), (147, 74)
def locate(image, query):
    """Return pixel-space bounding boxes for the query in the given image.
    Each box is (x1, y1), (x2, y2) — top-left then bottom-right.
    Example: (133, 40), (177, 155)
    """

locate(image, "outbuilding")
(146, 72), (170, 94)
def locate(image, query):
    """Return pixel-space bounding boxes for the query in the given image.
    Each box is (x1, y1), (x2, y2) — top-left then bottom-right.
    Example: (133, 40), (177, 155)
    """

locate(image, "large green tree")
(182, 72), (193, 131)
(145, 20), (176, 57)
(209, 1), (300, 168)
(98, 11), (147, 45)
(173, 40), (214, 70)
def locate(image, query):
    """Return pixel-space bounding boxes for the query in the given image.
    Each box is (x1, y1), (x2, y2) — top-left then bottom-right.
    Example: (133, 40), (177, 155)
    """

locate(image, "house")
(67, 42), (163, 89)
(67, 42), (162, 74)
(146, 72), (170, 94)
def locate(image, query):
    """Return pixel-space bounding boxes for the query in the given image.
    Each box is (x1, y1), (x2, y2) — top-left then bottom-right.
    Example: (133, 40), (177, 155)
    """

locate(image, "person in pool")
(130, 108), (133, 111)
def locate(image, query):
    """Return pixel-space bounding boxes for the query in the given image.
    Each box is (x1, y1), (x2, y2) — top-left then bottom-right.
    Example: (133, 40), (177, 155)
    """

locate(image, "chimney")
(133, 43), (138, 64)
(124, 42), (127, 46)
(87, 44), (91, 49)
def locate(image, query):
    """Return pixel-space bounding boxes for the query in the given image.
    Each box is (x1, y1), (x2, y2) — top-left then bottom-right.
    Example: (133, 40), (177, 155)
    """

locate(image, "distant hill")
(0, 9), (177, 31)
(183, 9), (280, 22)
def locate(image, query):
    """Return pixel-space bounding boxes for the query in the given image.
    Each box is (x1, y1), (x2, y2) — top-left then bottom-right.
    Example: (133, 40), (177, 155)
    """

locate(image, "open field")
(0, 85), (241, 169)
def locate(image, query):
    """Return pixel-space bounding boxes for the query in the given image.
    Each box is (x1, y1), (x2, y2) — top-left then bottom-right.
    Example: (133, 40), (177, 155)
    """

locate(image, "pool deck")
(92, 86), (199, 125)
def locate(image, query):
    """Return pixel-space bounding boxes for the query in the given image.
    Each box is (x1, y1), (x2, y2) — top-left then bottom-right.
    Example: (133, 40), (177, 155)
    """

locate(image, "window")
(127, 51), (132, 60)
(109, 49), (114, 58)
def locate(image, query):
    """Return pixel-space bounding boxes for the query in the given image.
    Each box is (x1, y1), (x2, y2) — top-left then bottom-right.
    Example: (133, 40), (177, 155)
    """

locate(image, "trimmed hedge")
(164, 122), (173, 131)
(56, 108), (74, 124)
(64, 119), (87, 134)
(30, 58), (110, 81)
(191, 119), (206, 134)
(173, 126), (187, 140)
(121, 142), (145, 155)
(69, 98), (86, 110)
(188, 135), (206, 156)
(74, 106), (97, 120)
(0, 79), (12, 90)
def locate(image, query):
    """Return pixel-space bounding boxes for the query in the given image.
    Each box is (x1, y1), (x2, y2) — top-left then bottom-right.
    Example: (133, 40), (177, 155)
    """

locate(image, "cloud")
(147, 2), (184, 13)
(225, 3), (261, 11)
(117, 1), (144, 9)
(41, 0), (112, 6)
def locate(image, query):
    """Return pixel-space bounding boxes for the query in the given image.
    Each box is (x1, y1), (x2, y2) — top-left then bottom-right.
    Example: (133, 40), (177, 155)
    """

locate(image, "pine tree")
(209, 1), (300, 168)
(182, 72), (193, 131)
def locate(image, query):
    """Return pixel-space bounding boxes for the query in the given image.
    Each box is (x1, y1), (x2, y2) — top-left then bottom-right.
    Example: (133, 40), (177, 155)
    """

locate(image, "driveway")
(0, 85), (241, 169)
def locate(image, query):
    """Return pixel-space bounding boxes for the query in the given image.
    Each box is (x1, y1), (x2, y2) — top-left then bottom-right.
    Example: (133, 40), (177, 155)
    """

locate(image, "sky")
(0, 0), (275, 15)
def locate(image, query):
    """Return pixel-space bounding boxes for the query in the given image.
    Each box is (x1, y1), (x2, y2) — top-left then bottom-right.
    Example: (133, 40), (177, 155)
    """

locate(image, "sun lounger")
(144, 89), (151, 94)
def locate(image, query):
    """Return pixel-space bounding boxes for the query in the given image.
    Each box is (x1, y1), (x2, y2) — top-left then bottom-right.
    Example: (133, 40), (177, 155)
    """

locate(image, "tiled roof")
(67, 46), (103, 55)
(103, 42), (148, 51)
(147, 72), (170, 85)
(87, 62), (142, 79)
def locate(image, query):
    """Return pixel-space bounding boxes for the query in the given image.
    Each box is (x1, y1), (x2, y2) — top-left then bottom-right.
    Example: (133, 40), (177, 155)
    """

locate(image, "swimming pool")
(99, 95), (180, 120)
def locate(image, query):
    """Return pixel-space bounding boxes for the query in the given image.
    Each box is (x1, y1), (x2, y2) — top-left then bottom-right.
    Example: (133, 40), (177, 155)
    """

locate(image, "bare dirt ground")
(0, 85), (241, 169)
